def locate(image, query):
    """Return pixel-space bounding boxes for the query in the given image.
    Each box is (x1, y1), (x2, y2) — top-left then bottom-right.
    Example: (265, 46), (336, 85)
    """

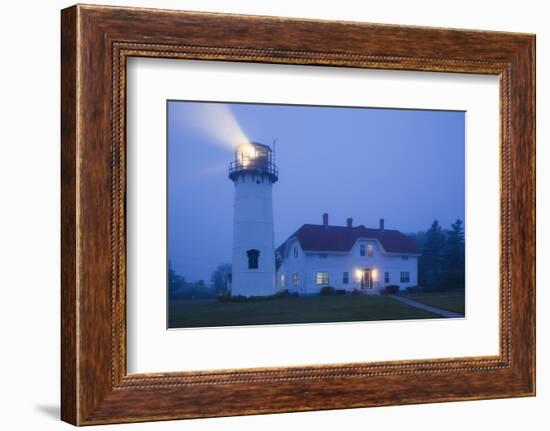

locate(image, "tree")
(407, 231), (427, 251)
(419, 220), (446, 289)
(168, 260), (185, 299)
(441, 219), (465, 291)
(210, 263), (232, 293)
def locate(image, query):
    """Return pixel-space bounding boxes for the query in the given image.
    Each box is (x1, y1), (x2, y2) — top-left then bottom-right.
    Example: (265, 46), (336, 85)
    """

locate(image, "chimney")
(379, 218), (385, 231)
(347, 218), (353, 228)
(323, 213), (329, 226)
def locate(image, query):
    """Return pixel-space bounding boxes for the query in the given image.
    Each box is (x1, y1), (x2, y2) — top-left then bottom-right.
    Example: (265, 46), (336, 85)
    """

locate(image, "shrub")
(217, 294), (261, 302)
(422, 285), (442, 293)
(351, 289), (362, 296)
(335, 289), (347, 295)
(273, 290), (299, 298)
(291, 291), (299, 297)
(320, 286), (336, 295)
(218, 291), (300, 302)
(217, 292), (231, 302)
(170, 284), (217, 300)
(405, 285), (422, 293)
(381, 285), (400, 295)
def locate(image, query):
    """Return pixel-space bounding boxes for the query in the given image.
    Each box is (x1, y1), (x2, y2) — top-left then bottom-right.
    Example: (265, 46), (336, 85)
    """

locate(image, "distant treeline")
(168, 262), (230, 300)
(408, 219), (465, 291)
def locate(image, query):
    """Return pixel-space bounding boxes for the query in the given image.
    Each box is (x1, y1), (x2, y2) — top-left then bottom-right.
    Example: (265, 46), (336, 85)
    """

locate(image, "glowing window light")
(355, 269), (364, 280)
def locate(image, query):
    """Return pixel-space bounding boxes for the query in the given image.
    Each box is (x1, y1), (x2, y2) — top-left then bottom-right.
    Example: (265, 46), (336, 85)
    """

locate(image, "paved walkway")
(390, 295), (464, 318)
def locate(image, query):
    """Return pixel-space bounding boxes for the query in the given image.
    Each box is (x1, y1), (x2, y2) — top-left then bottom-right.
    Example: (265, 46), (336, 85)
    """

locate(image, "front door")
(360, 269), (373, 289)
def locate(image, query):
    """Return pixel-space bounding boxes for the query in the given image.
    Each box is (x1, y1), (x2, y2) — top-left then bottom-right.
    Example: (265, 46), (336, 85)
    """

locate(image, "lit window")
(367, 244), (374, 256)
(247, 249), (259, 269)
(400, 272), (410, 283)
(281, 273), (285, 288)
(384, 271), (390, 283)
(343, 272), (349, 284)
(316, 272), (330, 285)
(360, 244), (366, 256)
(293, 273), (299, 286)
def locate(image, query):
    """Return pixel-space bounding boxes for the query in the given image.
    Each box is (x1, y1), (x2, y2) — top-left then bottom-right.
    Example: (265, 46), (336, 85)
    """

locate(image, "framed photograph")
(165, 100), (465, 330)
(61, 4), (535, 425)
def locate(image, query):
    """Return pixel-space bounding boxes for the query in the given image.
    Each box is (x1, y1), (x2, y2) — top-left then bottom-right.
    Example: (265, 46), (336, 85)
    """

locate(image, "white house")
(276, 214), (420, 295)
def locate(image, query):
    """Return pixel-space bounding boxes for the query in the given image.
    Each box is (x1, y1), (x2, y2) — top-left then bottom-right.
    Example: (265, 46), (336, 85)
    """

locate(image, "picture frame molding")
(61, 4), (535, 425)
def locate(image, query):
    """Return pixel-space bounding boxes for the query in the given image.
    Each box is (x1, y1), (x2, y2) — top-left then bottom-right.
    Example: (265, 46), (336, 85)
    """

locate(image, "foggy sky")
(168, 101), (465, 282)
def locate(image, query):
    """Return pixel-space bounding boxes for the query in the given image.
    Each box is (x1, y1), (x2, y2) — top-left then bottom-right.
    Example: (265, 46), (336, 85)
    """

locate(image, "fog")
(167, 101), (465, 282)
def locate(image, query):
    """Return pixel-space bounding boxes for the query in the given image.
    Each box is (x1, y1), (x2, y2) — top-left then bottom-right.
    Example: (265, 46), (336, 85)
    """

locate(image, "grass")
(168, 294), (441, 329)
(399, 290), (465, 315)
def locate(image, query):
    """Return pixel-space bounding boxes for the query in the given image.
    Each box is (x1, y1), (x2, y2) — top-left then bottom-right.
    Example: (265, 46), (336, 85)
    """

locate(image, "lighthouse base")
(231, 272), (276, 297)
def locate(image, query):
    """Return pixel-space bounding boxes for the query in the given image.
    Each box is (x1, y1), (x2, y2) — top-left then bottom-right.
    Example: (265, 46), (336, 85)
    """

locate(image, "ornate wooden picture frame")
(61, 4), (535, 425)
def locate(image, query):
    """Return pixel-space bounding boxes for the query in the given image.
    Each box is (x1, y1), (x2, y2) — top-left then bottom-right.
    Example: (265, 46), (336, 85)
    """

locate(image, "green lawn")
(399, 291), (465, 315)
(168, 295), (440, 329)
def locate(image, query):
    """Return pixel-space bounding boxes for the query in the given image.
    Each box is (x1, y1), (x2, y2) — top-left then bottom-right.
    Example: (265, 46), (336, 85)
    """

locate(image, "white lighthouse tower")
(228, 142), (278, 297)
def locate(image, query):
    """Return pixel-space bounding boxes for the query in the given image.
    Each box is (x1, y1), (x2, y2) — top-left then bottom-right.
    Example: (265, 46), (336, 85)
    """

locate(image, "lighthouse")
(228, 141), (278, 297)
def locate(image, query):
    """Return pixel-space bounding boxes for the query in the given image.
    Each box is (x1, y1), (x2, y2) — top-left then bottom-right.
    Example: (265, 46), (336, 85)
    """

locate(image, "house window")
(385, 271), (390, 283)
(247, 249), (260, 269)
(343, 272), (349, 284)
(400, 271), (410, 283)
(281, 273), (285, 288)
(360, 244), (366, 256)
(316, 272), (330, 285)
(367, 244), (374, 256)
(293, 273), (299, 286)
(293, 247), (299, 258)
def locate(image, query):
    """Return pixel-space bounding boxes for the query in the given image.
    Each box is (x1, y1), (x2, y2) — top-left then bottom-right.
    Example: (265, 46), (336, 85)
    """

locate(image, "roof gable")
(278, 224), (419, 255)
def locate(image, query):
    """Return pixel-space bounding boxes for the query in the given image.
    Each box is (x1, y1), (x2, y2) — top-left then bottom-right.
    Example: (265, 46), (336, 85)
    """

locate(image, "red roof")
(278, 224), (419, 255)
